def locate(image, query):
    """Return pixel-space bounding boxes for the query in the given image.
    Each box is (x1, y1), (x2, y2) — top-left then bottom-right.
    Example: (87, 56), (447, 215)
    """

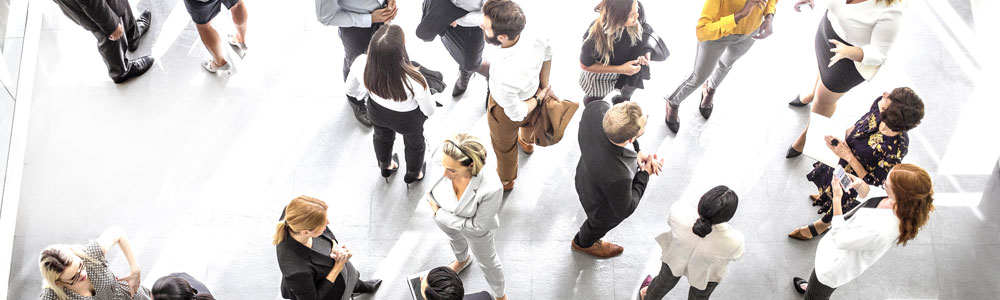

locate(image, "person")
(184, 0), (249, 73)
(425, 133), (509, 300)
(792, 163), (935, 299)
(572, 101), (663, 258)
(445, 0), (488, 97)
(579, 0), (656, 105)
(274, 196), (382, 300)
(785, 0), (907, 158)
(51, 0), (153, 83)
(481, 0), (553, 191)
(151, 273), (214, 300)
(788, 88), (923, 240)
(638, 186), (743, 300)
(346, 24), (434, 183)
(38, 227), (150, 300)
(662, 0), (776, 133)
(315, 0), (399, 126)
(420, 266), (493, 300)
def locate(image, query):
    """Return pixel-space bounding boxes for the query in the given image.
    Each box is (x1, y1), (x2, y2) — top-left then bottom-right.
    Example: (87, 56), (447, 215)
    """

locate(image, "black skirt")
(185, 0), (241, 25)
(815, 12), (864, 93)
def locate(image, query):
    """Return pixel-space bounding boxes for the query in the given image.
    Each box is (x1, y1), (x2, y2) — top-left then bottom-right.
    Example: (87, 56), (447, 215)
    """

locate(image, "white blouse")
(655, 201), (745, 290)
(345, 54), (435, 117)
(814, 189), (899, 288)
(826, 0), (905, 80)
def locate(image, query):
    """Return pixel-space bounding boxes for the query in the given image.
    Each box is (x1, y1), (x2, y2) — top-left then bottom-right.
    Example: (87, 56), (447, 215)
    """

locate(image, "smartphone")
(833, 166), (852, 191)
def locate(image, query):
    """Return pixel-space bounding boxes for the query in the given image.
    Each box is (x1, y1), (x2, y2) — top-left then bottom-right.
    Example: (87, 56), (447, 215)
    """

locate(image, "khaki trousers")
(487, 95), (535, 183)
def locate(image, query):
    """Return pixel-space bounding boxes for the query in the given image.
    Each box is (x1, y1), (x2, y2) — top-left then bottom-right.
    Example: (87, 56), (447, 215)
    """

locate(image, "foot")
(664, 101), (680, 133)
(787, 221), (829, 240)
(571, 239), (623, 258)
(201, 59), (230, 73)
(785, 145), (803, 158)
(699, 83), (715, 119)
(640, 286), (648, 300)
(789, 95), (809, 107)
(792, 277), (808, 294)
(502, 181), (514, 191)
(356, 279), (382, 294)
(495, 295), (508, 300)
(517, 135), (534, 154)
(449, 257), (472, 273)
(610, 94), (630, 104)
(347, 97), (373, 127)
(112, 56), (154, 84)
(228, 34), (248, 59)
(128, 10), (152, 52)
(452, 69), (474, 97)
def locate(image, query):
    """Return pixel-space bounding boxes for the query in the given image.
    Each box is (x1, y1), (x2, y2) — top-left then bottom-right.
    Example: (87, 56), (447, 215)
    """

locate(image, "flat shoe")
(228, 34), (248, 59)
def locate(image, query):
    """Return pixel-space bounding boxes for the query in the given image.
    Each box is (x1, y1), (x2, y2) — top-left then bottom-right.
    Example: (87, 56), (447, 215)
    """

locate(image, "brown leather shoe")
(502, 180), (514, 191)
(571, 239), (624, 258)
(517, 136), (534, 154)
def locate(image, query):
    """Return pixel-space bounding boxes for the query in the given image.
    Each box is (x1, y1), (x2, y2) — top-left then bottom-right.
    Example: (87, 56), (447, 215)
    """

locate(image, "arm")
(96, 227), (140, 278)
(827, 178), (887, 251)
(79, 0), (121, 36)
(434, 188), (502, 232)
(285, 269), (346, 300)
(695, 0), (762, 41)
(414, 84), (435, 117)
(315, 0), (382, 27)
(607, 171), (650, 219)
(538, 60), (552, 90)
(858, 10), (904, 66)
(344, 56), (369, 100)
(764, 0), (777, 16)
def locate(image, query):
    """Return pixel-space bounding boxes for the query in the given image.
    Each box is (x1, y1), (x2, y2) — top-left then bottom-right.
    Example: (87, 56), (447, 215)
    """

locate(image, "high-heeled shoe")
(403, 162), (426, 184)
(785, 146), (803, 158)
(228, 34), (248, 59)
(380, 154), (399, 182)
(788, 95), (808, 107)
(202, 59), (231, 74)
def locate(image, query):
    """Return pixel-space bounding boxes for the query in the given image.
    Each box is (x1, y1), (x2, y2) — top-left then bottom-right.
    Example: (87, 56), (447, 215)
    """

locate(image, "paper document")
(804, 112), (847, 167)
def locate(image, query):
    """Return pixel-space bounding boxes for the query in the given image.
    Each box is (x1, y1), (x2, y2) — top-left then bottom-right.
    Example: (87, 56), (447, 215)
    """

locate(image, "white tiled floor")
(7, 0), (999, 299)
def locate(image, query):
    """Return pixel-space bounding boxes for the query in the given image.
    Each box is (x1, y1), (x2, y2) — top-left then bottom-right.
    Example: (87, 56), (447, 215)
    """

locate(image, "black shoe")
(112, 56), (154, 84)
(610, 94), (629, 104)
(792, 277), (808, 294)
(353, 279), (382, 295)
(785, 146), (803, 158)
(664, 101), (680, 133)
(452, 69), (474, 97)
(403, 162), (426, 184)
(129, 11), (152, 52)
(348, 97), (372, 127)
(699, 84), (714, 119)
(788, 95), (808, 107)
(379, 153), (399, 182)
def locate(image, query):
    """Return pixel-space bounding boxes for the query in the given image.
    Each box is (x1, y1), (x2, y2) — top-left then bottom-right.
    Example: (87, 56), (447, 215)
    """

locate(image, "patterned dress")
(806, 97), (908, 222)
(40, 241), (151, 300)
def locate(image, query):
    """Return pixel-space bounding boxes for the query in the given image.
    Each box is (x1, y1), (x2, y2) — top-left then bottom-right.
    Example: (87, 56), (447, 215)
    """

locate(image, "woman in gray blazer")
(426, 133), (509, 300)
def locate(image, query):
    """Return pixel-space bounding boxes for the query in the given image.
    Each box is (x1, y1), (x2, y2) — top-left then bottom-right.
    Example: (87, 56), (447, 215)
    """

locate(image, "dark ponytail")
(692, 185), (739, 238)
(152, 275), (216, 300)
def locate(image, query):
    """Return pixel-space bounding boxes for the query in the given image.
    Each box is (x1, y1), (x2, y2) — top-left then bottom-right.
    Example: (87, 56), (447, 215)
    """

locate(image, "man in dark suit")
(571, 100), (663, 258)
(52, 0), (153, 83)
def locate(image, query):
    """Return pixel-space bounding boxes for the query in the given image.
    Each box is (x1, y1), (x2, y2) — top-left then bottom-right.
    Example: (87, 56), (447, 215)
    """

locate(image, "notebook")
(407, 270), (429, 300)
(804, 112), (848, 167)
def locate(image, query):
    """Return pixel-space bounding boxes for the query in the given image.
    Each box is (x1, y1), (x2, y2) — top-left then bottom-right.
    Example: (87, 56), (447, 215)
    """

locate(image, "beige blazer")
(655, 201), (745, 290)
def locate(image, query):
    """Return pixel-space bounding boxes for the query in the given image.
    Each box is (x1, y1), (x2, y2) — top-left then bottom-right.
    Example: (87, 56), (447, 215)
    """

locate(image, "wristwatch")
(532, 95), (542, 106)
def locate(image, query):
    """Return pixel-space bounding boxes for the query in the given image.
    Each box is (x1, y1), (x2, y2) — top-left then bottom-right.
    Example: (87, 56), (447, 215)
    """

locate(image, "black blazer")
(276, 220), (348, 300)
(52, 0), (128, 36)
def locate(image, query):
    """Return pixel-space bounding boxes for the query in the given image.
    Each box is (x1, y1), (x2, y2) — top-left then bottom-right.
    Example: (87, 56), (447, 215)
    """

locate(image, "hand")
(330, 244), (353, 266)
(824, 135), (852, 159)
(740, 0), (766, 14)
(116, 269), (141, 296)
(535, 85), (551, 100)
(427, 197), (440, 215)
(646, 154), (665, 176)
(372, 6), (398, 23)
(827, 39), (851, 67)
(450, 21), (458, 27)
(794, 0), (814, 12)
(753, 15), (773, 40)
(846, 173), (870, 197)
(636, 53), (652, 66)
(108, 23), (124, 41)
(830, 178), (844, 202)
(618, 60), (641, 76)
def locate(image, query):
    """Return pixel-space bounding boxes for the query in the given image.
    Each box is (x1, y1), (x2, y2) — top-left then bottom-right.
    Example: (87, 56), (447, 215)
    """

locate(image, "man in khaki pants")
(481, 0), (552, 191)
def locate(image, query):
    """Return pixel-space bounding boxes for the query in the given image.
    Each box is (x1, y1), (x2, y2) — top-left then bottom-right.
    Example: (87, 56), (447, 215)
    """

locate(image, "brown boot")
(571, 239), (624, 258)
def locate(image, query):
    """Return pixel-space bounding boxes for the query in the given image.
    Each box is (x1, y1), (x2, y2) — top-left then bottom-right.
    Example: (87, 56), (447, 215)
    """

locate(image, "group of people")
(37, 0), (939, 299)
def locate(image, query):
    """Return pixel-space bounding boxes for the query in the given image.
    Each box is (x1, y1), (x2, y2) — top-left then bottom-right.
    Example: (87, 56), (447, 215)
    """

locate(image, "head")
(273, 196), (330, 245)
(692, 186), (739, 238)
(602, 102), (647, 145)
(152, 275), (216, 300)
(885, 163), (934, 246)
(482, 0), (526, 47)
(587, 0), (642, 65)
(879, 87), (924, 132)
(39, 245), (92, 300)
(420, 266), (464, 300)
(442, 133), (488, 180)
(364, 24), (427, 102)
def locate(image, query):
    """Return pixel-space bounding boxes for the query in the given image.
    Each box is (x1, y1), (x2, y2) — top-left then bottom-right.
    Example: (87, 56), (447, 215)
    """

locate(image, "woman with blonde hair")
(578, 0), (665, 105)
(274, 196), (381, 300)
(425, 133), (509, 300)
(38, 227), (149, 300)
(792, 163), (934, 299)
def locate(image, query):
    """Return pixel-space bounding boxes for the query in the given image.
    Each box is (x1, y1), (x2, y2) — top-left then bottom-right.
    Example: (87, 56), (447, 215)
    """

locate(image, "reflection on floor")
(7, 0), (999, 299)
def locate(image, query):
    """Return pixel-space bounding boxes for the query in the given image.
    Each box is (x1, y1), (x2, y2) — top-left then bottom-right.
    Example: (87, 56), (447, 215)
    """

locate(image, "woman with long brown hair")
(346, 24), (434, 184)
(578, 0), (665, 105)
(792, 163), (934, 299)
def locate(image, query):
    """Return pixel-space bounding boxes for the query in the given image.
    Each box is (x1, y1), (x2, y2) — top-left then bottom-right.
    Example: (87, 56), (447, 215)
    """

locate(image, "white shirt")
(345, 54), (435, 116)
(655, 201), (745, 290)
(451, 0), (484, 27)
(315, 0), (385, 28)
(826, 0), (905, 80)
(488, 30), (552, 122)
(814, 187), (899, 288)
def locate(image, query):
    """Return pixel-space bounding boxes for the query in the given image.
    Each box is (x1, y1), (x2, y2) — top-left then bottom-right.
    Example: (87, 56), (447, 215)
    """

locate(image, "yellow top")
(696, 0), (777, 41)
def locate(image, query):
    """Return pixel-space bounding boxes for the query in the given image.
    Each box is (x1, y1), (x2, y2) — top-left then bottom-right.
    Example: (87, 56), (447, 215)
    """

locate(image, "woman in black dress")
(788, 87), (924, 240)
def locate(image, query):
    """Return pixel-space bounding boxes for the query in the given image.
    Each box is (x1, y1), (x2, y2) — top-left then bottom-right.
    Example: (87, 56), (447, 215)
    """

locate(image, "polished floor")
(7, 0), (999, 299)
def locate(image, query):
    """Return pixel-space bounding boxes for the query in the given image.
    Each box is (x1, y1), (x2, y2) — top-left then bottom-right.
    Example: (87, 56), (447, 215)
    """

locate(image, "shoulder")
(39, 288), (60, 300)
(478, 172), (504, 197)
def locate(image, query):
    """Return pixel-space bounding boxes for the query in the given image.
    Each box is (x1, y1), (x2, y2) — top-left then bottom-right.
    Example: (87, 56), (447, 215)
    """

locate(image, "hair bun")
(692, 217), (713, 238)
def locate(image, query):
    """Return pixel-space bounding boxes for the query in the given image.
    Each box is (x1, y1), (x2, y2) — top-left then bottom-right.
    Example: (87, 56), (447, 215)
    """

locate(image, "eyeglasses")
(58, 261), (85, 285)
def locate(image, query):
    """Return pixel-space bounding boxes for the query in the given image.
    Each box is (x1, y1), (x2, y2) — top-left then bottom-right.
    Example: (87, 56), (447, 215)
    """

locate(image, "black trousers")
(804, 270), (837, 300)
(339, 24), (383, 81)
(573, 213), (624, 248)
(645, 263), (718, 300)
(440, 25), (484, 72)
(92, 0), (141, 80)
(366, 100), (427, 174)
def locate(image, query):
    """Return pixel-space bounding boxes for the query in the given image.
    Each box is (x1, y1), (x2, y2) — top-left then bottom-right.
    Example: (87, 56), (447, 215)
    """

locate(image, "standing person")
(662, 0), (775, 133)
(346, 25), (434, 184)
(274, 196), (382, 300)
(151, 273), (214, 300)
(571, 101), (663, 258)
(638, 186), (743, 300)
(788, 88), (923, 240)
(425, 134), (509, 300)
(184, 0), (249, 73)
(51, 0), (153, 83)
(316, 0), (399, 127)
(481, 0), (553, 191)
(38, 227), (150, 300)
(444, 0), (487, 97)
(792, 163), (934, 299)
(579, 0), (659, 105)
(785, 0), (906, 158)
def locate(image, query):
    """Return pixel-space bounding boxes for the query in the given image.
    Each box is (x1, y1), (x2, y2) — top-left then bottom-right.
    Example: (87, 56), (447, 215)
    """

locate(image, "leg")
(435, 222), (472, 264)
(666, 38), (729, 106)
(573, 217), (621, 248)
(399, 115), (427, 174)
(467, 230), (506, 298)
(371, 125), (396, 169)
(687, 282), (719, 300)
(799, 73), (820, 104)
(229, 0), (248, 43)
(614, 85), (637, 103)
(441, 26), (484, 72)
(93, 31), (130, 80)
(644, 263), (682, 300)
(339, 26), (377, 81)
(803, 270), (836, 300)
(195, 23), (228, 67)
(790, 80), (845, 151)
(706, 35), (756, 91)
(486, 96), (523, 186)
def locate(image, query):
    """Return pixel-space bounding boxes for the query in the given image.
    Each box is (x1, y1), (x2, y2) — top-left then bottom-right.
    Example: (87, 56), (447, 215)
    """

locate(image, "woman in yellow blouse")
(663, 0), (776, 133)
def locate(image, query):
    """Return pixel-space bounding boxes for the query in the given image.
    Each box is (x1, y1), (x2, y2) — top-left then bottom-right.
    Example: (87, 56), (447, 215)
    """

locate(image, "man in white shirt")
(482, 0), (552, 191)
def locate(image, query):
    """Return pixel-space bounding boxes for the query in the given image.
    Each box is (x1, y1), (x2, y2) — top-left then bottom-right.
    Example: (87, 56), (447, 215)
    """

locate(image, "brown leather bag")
(523, 95), (579, 147)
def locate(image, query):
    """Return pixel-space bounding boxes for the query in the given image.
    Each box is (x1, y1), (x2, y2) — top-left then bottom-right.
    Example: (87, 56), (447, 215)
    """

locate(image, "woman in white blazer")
(792, 163), (934, 299)
(639, 185), (743, 300)
(426, 133), (509, 300)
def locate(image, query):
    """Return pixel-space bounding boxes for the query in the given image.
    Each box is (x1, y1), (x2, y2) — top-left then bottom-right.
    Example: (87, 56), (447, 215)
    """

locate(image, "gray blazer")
(428, 171), (503, 234)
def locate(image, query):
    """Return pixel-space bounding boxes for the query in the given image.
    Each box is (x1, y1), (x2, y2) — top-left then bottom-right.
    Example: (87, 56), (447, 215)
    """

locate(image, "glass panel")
(1, 0), (27, 97)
